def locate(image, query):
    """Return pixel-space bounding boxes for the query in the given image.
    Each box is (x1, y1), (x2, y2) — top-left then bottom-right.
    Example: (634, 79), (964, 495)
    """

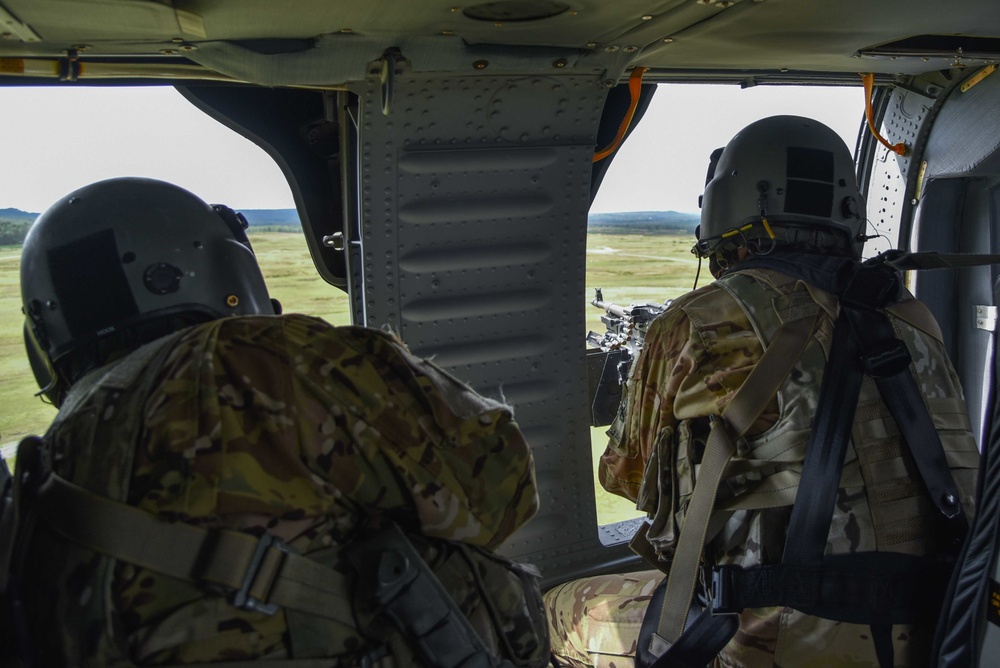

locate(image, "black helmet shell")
(700, 115), (866, 257)
(20, 177), (273, 393)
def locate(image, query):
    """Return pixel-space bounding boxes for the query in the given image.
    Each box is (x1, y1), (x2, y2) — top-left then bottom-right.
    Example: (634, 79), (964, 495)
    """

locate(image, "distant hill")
(0, 208), (38, 223)
(0, 207), (304, 242)
(241, 209), (700, 234)
(588, 210), (698, 234)
(0, 206), (698, 239)
(241, 209), (300, 227)
(0, 207), (303, 227)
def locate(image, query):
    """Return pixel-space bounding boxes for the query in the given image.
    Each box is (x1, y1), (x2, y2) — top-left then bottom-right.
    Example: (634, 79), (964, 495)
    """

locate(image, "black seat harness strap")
(638, 580), (738, 668)
(780, 312), (863, 563)
(879, 250), (1000, 271)
(640, 252), (972, 668)
(709, 552), (950, 623)
(779, 256), (966, 667)
(847, 307), (969, 530)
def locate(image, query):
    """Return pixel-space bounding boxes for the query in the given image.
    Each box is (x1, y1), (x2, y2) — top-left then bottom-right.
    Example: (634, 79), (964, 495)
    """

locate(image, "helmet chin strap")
(691, 215), (779, 286)
(746, 216), (778, 256)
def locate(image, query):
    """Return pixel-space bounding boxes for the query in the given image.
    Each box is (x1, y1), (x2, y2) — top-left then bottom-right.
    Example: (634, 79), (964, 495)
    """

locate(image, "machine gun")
(585, 288), (672, 426)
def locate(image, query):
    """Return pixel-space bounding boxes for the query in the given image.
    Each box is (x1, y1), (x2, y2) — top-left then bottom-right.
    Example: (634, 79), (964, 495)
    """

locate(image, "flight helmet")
(694, 115), (866, 261)
(21, 177), (276, 404)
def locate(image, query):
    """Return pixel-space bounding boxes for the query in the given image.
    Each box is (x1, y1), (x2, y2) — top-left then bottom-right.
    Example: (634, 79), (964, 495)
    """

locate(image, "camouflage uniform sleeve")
(598, 286), (767, 503)
(598, 306), (691, 502)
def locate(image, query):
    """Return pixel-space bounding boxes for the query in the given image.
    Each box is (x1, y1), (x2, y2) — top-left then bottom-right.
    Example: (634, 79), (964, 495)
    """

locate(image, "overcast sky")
(0, 84), (861, 215)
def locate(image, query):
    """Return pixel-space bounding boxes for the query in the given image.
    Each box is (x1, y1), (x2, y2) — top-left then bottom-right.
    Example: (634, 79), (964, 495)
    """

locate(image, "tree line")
(0, 219), (30, 245)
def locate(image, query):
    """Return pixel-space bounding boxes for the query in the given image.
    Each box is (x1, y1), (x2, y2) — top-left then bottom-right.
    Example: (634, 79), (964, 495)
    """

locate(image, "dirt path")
(587, 247), (698, 265)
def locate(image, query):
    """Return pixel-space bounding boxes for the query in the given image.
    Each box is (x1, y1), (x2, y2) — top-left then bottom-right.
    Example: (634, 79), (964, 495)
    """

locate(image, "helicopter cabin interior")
(2, 0), (1000, 644)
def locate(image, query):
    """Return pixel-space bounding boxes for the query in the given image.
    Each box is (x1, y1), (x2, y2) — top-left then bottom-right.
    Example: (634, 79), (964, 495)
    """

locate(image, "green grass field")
(585, 233), (699, 524)
(2, 230), (699, 525)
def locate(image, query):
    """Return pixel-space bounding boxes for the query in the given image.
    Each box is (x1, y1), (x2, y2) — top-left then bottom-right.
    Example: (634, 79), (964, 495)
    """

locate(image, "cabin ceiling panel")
(2, 0), (1000, 84)
(2, 0), (181, 42)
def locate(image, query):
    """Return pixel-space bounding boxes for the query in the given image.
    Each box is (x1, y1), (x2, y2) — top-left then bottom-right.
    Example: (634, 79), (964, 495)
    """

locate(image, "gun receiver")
(585, 288), (672, 426)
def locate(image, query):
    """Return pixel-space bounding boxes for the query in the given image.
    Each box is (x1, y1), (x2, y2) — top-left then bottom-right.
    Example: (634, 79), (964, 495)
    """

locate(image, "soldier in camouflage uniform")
(8, 177), (548, 666)
(546, 116), (979, 667)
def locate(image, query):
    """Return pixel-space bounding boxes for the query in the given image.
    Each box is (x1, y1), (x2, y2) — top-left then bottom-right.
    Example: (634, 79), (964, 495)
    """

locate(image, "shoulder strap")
(33, 469), (357, 626)
(35, 470), (516, 668)
(886, 296), (945, 342)
(779, 312), (864, 561)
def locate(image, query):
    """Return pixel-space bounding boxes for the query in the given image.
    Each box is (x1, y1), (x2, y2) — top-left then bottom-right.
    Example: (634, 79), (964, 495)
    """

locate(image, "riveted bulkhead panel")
(351, 69), (637, 580)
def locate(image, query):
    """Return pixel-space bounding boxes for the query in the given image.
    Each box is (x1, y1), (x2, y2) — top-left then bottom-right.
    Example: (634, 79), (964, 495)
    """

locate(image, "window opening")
(1, 86), (343, 463)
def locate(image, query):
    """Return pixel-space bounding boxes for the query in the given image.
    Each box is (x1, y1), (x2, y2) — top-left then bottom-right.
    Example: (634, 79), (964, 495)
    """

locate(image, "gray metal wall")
(908, 68), (1000, 443)
(349, 70), (639, 584)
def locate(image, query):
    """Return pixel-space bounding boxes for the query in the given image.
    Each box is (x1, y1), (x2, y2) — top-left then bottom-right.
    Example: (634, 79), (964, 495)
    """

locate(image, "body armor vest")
(634, 259), (980, 668)
(708, 266), (978, 564)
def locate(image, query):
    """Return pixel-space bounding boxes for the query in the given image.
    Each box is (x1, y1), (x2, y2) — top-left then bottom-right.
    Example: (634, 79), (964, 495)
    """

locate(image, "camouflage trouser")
(544, 570), (661, 668)
(544, 571), (930, 668)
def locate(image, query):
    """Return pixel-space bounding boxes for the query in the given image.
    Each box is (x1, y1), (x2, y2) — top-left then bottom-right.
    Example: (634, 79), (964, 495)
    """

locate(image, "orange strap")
(861, 73), (907, 156)
(593, 67), (648, 162)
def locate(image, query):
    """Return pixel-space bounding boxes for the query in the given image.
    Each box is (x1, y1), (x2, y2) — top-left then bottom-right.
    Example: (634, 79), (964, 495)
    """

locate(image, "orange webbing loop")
(593, 67), (648, 162)
(861, 73), (908, 156)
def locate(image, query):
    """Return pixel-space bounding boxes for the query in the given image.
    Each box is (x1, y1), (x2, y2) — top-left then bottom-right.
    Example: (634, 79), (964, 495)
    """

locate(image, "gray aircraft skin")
(3, 1), (1000, 663)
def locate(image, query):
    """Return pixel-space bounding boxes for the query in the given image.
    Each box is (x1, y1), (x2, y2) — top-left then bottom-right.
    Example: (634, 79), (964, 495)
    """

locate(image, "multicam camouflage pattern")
(721, 607), (932, 668)
(544, 571), (661, 668)
(554, 266), (980, 667)
(544, 573), (932, 668)
(17, 314), (545, 666)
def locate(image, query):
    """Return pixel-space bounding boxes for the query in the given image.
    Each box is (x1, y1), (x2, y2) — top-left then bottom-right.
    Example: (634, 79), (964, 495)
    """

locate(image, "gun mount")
(585, 288), (672, 426)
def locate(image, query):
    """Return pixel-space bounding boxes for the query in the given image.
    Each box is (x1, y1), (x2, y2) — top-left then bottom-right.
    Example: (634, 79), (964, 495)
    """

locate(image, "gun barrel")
(591, 299), (629, 318)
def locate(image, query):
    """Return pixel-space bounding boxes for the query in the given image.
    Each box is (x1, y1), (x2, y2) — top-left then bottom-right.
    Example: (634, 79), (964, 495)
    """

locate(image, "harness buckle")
(231, 532), (294, 616)
(709, 565), (741, 615)
(839, 262), (901, 311)
(863, 338), (911, 377)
